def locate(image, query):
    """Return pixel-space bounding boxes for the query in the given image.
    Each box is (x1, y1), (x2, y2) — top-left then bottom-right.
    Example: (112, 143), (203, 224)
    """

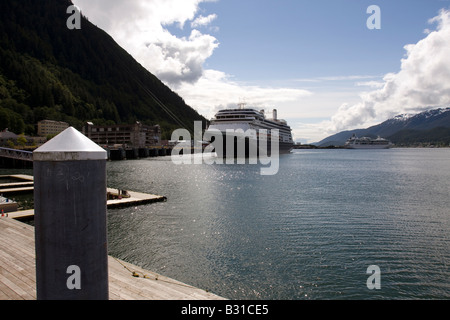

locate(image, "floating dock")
(0, 217), (225, 300)
(106, 188), (166, 208)
(0, 176), (222, 300)
(0, 175), (34, 195)
(0, 196), (18, 214)
(0, 175), (167, 219)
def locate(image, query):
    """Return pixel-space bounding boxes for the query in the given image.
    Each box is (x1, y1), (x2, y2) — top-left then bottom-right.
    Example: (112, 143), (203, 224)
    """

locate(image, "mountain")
(0, 0), (206, 139)
(316, 108), (450, 147)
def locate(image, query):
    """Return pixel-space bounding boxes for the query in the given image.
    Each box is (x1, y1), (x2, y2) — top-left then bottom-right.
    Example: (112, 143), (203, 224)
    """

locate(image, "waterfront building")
(37, 120), (69, 137)
(0, 129), (18, 145)
(82, 121), (161, 148)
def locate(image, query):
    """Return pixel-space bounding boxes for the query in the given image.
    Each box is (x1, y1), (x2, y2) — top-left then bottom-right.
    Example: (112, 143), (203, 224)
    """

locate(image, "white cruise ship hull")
(205, 131), (293, 159)
(345, 144), (392, 149)
(345, 135), (392, 149)
(206, 106), (294, 159)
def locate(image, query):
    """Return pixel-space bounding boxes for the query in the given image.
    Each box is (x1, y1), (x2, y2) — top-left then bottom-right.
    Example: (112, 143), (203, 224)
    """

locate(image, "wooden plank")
(0, 187), (34, 194)
(0, 182), (34, 188)
(0, 266), (35, 300)
(0, 217), (225, 300)
(0, 235), (36, 270)
(5, 210), (35, 220)
(108, 258), (197, 300)
(0, 276), (25, 300)
(106, 188), (166, 208)
(108, 266), (182, 300)
(6, 175), (34, 181)
(6, 190), (166, 219)
(108, 257), (225, 300)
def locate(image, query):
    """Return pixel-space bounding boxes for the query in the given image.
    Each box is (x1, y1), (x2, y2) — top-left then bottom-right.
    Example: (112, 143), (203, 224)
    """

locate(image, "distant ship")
(206, 103), (294, 158)
(345, 134), (392, 149)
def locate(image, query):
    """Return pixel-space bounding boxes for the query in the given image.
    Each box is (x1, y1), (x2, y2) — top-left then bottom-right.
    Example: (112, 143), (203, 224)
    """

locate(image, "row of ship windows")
(216, 115), (261, 120)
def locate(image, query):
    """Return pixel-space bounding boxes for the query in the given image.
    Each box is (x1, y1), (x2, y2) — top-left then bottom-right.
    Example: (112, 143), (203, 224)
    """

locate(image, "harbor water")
(2, 148), (448, 300)
(106, 148), (450, 300)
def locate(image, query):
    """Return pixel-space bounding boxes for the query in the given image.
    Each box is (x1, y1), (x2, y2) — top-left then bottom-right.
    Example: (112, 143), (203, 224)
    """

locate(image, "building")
(37, 120), (69, 137)
(0, 129), (46, 148)
(0, 129), (18, 145)
(82, 121), (161, 148)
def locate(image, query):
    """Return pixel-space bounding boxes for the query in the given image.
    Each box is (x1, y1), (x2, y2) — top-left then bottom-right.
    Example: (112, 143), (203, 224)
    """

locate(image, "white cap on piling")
(33, 127), (107, 161)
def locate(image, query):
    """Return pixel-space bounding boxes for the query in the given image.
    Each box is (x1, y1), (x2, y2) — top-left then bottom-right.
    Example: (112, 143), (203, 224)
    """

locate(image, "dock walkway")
(0, 217), (225, 300)
(4, 190), (167, 220)
(0, 174), (223, 300)
(0, 175), (167, 219)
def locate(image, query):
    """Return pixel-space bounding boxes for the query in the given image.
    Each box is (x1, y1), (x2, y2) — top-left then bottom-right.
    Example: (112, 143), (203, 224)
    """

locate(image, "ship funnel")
(273, 109), (277, 120)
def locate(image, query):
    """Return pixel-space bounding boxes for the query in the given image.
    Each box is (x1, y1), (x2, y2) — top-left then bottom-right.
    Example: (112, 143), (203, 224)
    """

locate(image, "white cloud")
(293, 75), (381, 83)
(146, 30), (219, 86)
(73, 0), (219, 87)
(326, 9), (450, 133)
(72, 0), (312, 125)
(176, 70), (312, 120)
(355, 81), (385, 88)
(191, 14), (218, 28)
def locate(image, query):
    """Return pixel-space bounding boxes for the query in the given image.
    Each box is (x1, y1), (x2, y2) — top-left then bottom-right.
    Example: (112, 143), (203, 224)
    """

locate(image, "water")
(105, 148), (450, 300)
(2, 149), (448, 299)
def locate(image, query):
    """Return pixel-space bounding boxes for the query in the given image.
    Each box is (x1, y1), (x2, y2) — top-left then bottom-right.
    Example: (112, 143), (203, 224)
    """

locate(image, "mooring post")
(33, 127), (109, 300)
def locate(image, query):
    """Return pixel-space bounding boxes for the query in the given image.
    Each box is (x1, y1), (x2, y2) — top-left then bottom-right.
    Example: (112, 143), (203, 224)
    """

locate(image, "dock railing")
(0, 147), (33, 162)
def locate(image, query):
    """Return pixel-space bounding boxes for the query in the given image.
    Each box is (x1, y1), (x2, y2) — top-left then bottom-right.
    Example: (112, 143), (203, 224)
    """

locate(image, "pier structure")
(0, 148), (33, 162)
(0, 175), (166, 220)
(0, 146), (173, 165)
(33, 127), (109, 300)
(0, 148), (33, 169)
(0, 129), (224, 300)
(0, 217), (225, 300)
(0, 177), (221, 300)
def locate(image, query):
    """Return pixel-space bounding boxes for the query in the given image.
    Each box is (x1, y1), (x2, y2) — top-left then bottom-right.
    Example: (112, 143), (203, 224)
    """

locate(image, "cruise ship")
(345, 134), (392, 149)
(206, 104), (294, 158)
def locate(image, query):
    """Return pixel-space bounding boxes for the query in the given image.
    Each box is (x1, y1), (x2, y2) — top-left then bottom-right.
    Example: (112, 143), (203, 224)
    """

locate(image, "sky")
(72, 0), (450, 143)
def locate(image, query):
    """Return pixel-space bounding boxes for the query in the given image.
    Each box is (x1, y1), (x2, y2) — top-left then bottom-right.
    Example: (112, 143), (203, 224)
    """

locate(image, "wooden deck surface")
(0, 187), (34, 194)
(0, 217), (225, 300)
(0, 175), (34, 182)
(6, 190), (167, 220)
(106, 188), (167, 208)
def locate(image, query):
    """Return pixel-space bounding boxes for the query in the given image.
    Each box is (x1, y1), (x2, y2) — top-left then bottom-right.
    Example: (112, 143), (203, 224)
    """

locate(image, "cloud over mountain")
(328, 9), (450, 133)
(73, 0), (219, 87)
(72, 0), (311, 120)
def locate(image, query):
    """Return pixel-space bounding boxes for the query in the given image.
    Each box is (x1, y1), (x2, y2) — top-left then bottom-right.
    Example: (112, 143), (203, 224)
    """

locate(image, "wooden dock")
(0, 175), (35, 195)
(0, 175), (167, 219)
(4, 190), (166, 220)
(106, 188), (167, 208)
(0, 174), (223, 300)
(0, 187), (34, 194)
(0, 217), (225, 300)
(0, 174), (34, 182)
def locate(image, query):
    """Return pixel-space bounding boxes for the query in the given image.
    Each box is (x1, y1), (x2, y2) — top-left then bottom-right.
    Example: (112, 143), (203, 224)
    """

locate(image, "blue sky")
(74, 0), (450, 143)
(179, 0), (444, 80)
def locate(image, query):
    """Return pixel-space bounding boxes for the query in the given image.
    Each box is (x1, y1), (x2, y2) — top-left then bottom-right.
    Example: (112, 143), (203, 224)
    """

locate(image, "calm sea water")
(2, 149), (448, 300)
(105, 148), (450, 300)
